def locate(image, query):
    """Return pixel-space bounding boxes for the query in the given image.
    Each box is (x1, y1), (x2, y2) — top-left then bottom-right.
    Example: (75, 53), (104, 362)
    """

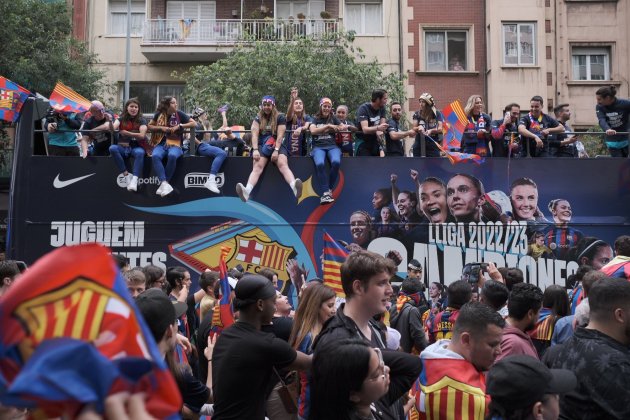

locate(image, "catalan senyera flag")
(415, 356), (489, 420)
(528, 307), (554, 342)
(0, 244), (181, 419)
(322, 231), (348, 298)
(0, 76), (31, 123)
(441, 100), (468, 150)
(49, 81), (92, 113)
(210, 246), (235, 334)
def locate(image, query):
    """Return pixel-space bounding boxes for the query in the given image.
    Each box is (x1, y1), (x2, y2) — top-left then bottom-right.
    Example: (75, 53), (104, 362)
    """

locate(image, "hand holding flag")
(427, 137), (485, 165)
(322, 232), (349, 298)
(49, 81), (92, 113)
(210, 246), (235, 335)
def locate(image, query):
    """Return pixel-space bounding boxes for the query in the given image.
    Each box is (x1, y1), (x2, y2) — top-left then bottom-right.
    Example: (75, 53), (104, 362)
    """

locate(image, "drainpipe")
(482, 0), (488, 114)
(398, 0), (404, 80)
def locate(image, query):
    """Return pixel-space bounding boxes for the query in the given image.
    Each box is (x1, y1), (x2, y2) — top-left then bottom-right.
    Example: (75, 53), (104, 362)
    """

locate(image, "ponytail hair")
(596, 85), (617, 99)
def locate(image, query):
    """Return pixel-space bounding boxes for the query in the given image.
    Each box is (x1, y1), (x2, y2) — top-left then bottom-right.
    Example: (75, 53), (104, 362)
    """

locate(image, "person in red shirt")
(496, 283), (543, 362)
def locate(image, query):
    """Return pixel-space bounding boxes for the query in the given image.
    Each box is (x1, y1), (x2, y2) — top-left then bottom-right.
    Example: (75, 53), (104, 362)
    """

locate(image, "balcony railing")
(142, 18), (340, 45)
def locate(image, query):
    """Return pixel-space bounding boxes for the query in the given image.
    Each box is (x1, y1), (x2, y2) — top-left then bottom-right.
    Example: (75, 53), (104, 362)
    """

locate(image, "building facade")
(72, 0), (629, 127)
(72, 0), (403, 113)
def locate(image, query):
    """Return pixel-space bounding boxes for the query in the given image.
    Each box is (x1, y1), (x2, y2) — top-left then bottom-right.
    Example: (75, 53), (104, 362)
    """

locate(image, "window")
(109, 0), (145, 36)
(345, 0), (382, 35)
(166, 1), (216, 20)
(502, 23), (536, 65)
(572, 47), (610, 80)
(424, 30), (467, 71)
(166, 1), (216, 41)
(128, 84), (190, 115)
(276, 1), (325, 19)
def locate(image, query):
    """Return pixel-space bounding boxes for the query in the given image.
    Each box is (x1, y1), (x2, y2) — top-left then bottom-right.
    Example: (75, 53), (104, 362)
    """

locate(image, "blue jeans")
(109, 145), (145, 176)
(152, 145), (182, 182)
(312, 146), (342, 193)
(197, 143), (227, 175)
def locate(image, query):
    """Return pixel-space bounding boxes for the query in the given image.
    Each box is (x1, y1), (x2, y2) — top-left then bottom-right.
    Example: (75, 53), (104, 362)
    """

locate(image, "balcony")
(140, 18), (340, 62)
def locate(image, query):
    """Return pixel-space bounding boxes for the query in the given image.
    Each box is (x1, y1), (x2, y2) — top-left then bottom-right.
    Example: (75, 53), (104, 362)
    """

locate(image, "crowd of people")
(42, 85), (629, 201)
(3, 233), (629, 419)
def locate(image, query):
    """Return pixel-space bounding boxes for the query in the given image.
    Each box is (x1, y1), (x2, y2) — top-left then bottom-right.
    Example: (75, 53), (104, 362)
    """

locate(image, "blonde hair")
(258, 106), (279, 135)
(200, 295), (216, 320)
(464, 95), (483, 117)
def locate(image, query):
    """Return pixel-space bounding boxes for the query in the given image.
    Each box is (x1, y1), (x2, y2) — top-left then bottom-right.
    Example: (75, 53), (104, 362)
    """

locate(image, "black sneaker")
(320, 192), (335, 205)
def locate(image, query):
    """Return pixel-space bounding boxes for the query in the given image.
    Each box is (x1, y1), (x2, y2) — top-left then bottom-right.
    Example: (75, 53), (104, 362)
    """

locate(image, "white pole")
(124, 0), (131, 103)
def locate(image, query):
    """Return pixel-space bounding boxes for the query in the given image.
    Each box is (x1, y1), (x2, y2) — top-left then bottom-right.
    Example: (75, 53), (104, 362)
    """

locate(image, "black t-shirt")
(212, 321), (297, 420)
(385, 118), (405, 156)
(196, 310), (214, 383)
(254, 113), (287, 136)
(311, 115), (341, 148)
(355, 102), (386, 143)
(82, 113), (115, 143)
(518, 113), (559, 139)
(261, 316), (294, 342)
(180, 368), (210, 413)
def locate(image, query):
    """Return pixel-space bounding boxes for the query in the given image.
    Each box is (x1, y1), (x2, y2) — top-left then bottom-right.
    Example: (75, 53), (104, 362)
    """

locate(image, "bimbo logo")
(116, 175), (160, 188)
(184, 172), (225, 189)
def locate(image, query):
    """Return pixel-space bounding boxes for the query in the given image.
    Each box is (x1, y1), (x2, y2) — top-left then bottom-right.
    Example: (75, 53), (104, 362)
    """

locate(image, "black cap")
(233, 274), (276, 310)
(487, 355), (576, 409)
(408, 259), (422, 271)
(136, 288), (187, 342)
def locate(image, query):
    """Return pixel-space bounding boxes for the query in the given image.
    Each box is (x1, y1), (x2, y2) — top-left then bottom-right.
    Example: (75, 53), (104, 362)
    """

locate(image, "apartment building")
(405, 0), (486, 113)
(485, 0), (629, 128)
(71, 0), (404, 113)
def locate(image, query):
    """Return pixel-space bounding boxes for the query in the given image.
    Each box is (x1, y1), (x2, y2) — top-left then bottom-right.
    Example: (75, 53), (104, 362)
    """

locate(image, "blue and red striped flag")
(323, 232), (348, 298)
(0, 76), (31, 123)
(49, 81), (92, 113)
(210, 246), (235, 334)
(0, 243), (181, 419)
(429, 137), (484, 165)
(600, 256), (630, 280)
(441, 100), (468, 150)
(445, 151), (485, 165)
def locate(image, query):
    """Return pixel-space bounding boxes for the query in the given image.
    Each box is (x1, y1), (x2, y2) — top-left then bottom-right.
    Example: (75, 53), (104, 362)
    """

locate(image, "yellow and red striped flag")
(322, 231), (348, 298)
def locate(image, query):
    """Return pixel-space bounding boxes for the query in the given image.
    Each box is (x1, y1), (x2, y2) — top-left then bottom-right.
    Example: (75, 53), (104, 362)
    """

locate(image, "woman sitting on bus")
(235, 95), (303, 202)
(148, 96), (196, 197)
(110, 97), (147, 192)
(309, 97), (347, 205)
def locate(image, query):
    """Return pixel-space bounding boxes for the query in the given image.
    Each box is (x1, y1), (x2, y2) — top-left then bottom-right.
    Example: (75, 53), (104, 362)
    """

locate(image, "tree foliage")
(179, 33), (406, 126)
(0, 0), (106, 99)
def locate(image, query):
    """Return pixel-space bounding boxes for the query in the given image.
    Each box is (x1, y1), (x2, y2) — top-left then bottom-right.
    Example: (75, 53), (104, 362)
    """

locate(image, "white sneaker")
(156, 182), (165, 196)
(236, 183), (249, 202)
(160, 182), (174, 197)
(204, 177), (220, 194)
(293, 178), (303, 198)
(127, 176), (138, 192)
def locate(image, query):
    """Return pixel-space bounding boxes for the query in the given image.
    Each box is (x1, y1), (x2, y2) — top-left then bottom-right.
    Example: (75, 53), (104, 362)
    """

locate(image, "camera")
(45, 109), (65, 126)
(462, 262), (488, 284)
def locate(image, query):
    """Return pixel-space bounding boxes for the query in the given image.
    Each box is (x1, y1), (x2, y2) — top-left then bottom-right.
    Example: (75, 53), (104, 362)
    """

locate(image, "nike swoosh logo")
(53, 173), (96, 189)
